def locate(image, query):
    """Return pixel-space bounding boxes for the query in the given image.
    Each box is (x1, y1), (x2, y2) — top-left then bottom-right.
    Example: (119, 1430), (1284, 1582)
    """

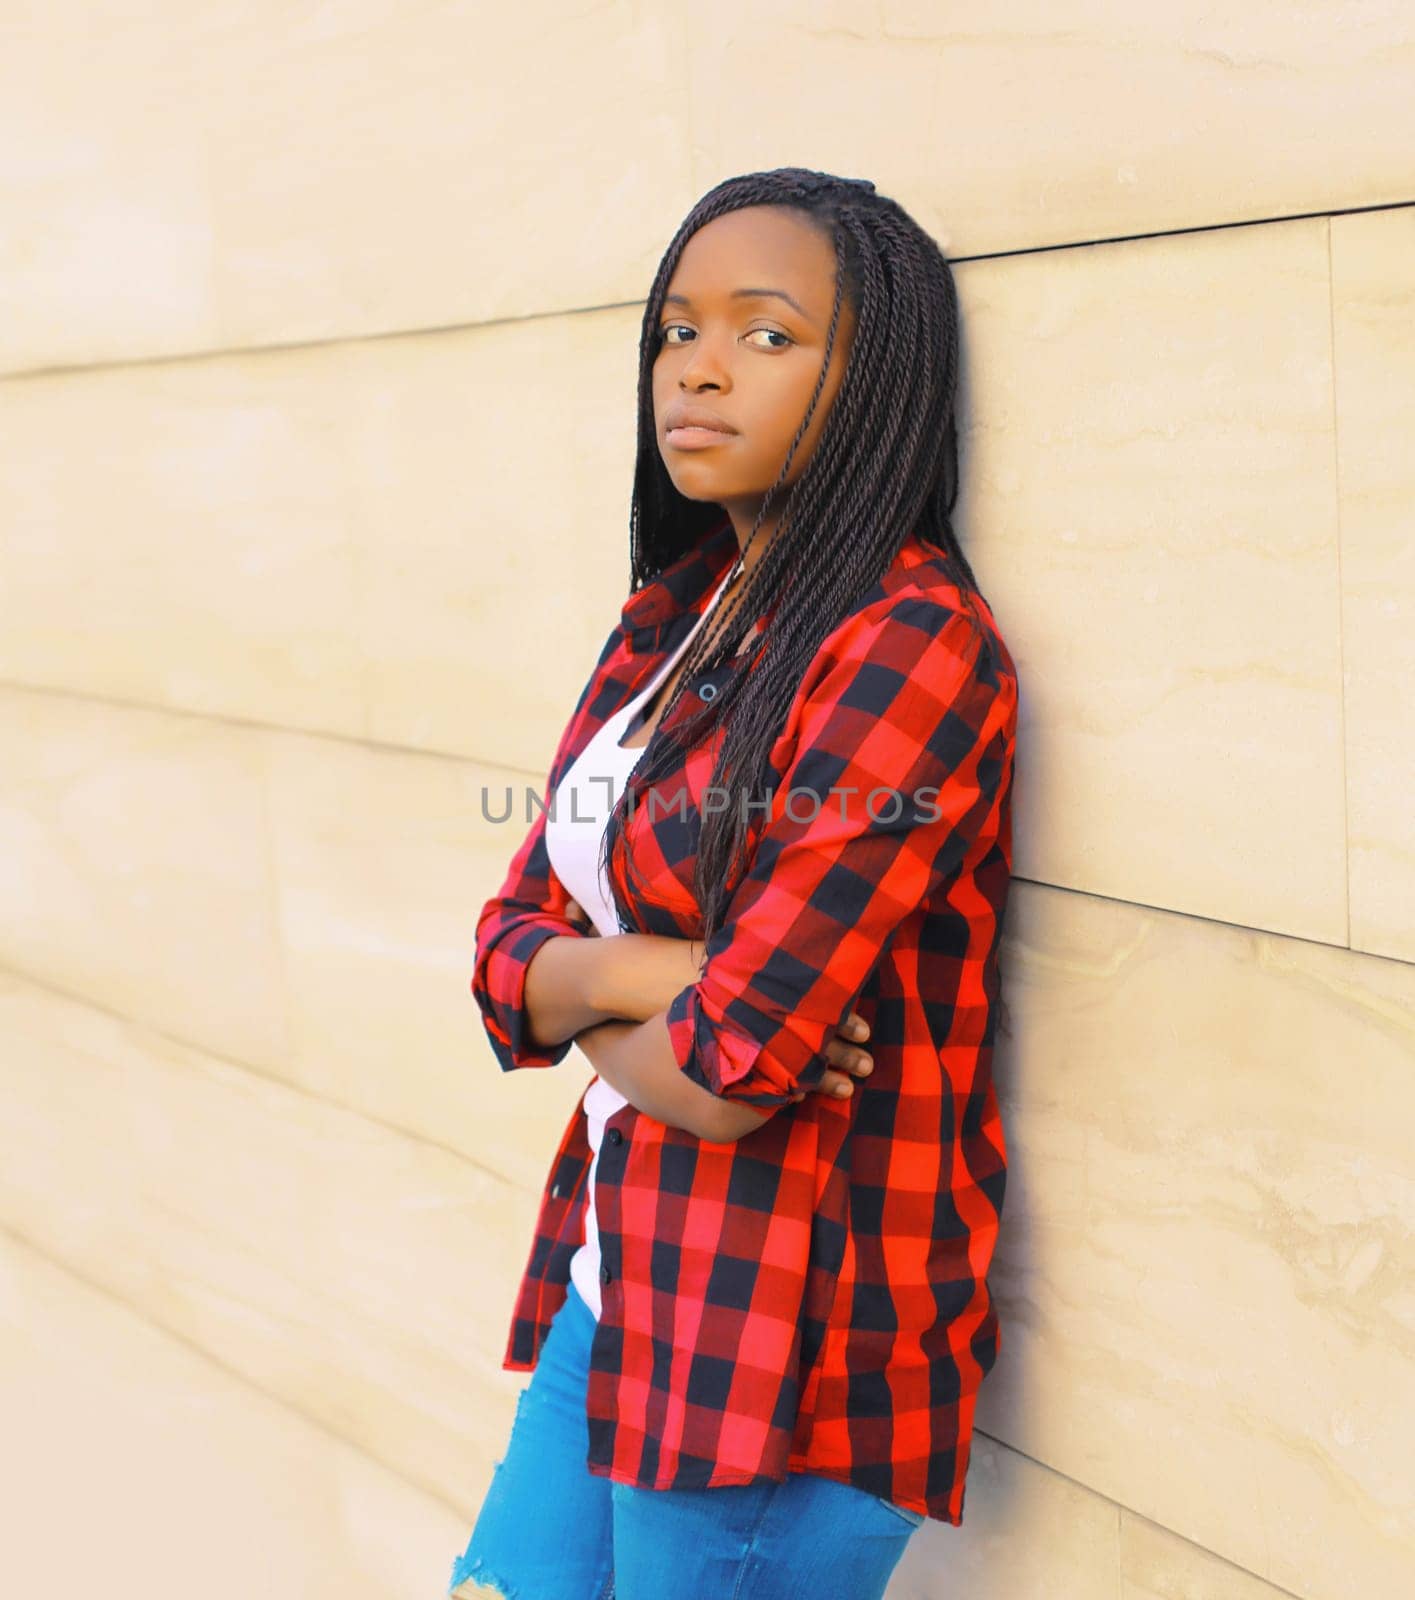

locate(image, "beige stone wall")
(2, 5), (1411, 1597)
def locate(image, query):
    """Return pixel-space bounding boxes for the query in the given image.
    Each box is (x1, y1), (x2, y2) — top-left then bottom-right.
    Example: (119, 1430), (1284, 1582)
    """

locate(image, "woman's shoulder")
(810, 532), (1017, 700)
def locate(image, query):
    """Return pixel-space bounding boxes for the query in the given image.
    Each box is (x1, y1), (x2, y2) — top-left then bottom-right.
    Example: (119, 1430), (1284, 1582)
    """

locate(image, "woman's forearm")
(578, 1012), (733, 1140)
(590, 931), (705, 1023)
(521, 933), (622, 1051)
(522, 928), (706, 1053)
(535, 937), (790, 1140)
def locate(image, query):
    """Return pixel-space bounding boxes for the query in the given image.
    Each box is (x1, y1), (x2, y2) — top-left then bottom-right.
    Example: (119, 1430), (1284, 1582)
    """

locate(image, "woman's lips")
(665, 426), (737, 449)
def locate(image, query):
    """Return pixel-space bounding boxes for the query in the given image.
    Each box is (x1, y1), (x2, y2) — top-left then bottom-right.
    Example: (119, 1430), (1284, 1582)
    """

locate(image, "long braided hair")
(600, 166), (988, 946)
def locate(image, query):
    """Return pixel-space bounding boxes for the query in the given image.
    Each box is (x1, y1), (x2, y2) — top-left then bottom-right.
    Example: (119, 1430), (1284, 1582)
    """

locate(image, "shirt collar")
(620, 516), (742, 636)
(619, 517), (936, 644)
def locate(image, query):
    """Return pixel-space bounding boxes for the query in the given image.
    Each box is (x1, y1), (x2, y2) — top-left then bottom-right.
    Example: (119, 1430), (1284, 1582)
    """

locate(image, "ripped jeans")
(447, 1278), (925, 1600)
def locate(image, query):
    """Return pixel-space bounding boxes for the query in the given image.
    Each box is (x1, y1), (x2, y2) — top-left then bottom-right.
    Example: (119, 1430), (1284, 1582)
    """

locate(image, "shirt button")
(606, 1127), (623, 1145)
(697, 681), (718, 701)
(599, 1265), (612, 1285)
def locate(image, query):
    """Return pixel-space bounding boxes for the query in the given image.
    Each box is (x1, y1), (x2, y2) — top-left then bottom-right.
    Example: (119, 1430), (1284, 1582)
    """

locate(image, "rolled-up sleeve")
(471, 623), (623, 1072)
(472, 808), (590, 1072)
(665, 596), (1016, 1113)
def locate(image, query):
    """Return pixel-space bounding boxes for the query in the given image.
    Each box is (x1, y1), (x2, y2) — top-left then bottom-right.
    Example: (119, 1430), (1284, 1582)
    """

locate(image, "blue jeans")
(448, 1277), (925, 1600)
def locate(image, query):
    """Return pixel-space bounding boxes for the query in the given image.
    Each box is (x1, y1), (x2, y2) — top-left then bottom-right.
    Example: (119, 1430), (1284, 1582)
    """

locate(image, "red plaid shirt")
(472, 516), (1018, 1526)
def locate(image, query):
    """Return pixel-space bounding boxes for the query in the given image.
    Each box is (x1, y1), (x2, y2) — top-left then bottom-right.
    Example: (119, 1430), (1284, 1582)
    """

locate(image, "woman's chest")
(611, 658), (752, 937)
(619, 592), (760, 753)
(554, 604), (781, 937)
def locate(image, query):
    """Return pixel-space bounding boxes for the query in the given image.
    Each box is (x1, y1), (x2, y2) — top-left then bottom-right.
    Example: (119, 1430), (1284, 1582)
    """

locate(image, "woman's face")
(652, 204), (857, 538)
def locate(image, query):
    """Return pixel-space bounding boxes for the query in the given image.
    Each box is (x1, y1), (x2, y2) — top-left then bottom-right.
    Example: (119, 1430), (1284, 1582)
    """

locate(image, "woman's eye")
(657, 324), (793, 350)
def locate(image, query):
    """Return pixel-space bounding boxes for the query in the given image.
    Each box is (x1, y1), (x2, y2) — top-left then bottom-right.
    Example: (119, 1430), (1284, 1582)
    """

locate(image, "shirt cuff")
(665, 981), (799, 1109)
(475, 915), (587, 1072)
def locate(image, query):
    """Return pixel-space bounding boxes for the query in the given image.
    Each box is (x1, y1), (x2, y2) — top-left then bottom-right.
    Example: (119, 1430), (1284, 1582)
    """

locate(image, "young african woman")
(451, 166), (1019, 1600)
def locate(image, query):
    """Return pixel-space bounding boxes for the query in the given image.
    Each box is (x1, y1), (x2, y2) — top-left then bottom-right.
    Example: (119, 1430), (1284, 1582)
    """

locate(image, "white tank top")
(545, 563), (735, 1318)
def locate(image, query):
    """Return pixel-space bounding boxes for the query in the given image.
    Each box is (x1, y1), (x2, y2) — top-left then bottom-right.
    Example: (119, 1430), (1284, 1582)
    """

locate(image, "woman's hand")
(786, 1010), (873, 1106)
(564, 898), (873, 1110)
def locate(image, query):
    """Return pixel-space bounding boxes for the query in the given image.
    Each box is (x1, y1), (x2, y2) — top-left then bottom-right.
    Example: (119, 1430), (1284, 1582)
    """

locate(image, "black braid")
(599, 166), (988, 946)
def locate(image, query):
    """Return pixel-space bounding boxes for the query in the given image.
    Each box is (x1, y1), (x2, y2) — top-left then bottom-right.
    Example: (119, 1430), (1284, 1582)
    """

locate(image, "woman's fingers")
(792, 1065), (861, 1102)
(824, 1034), (872, 1074)
(564, 897), (597, 933)
(821, 1037), (871, 1097)
(789, 1018), (873, 1103)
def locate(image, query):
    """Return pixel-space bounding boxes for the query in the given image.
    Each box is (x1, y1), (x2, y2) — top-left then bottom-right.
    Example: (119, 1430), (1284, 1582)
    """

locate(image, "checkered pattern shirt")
(472, 516), (1018, 1526)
